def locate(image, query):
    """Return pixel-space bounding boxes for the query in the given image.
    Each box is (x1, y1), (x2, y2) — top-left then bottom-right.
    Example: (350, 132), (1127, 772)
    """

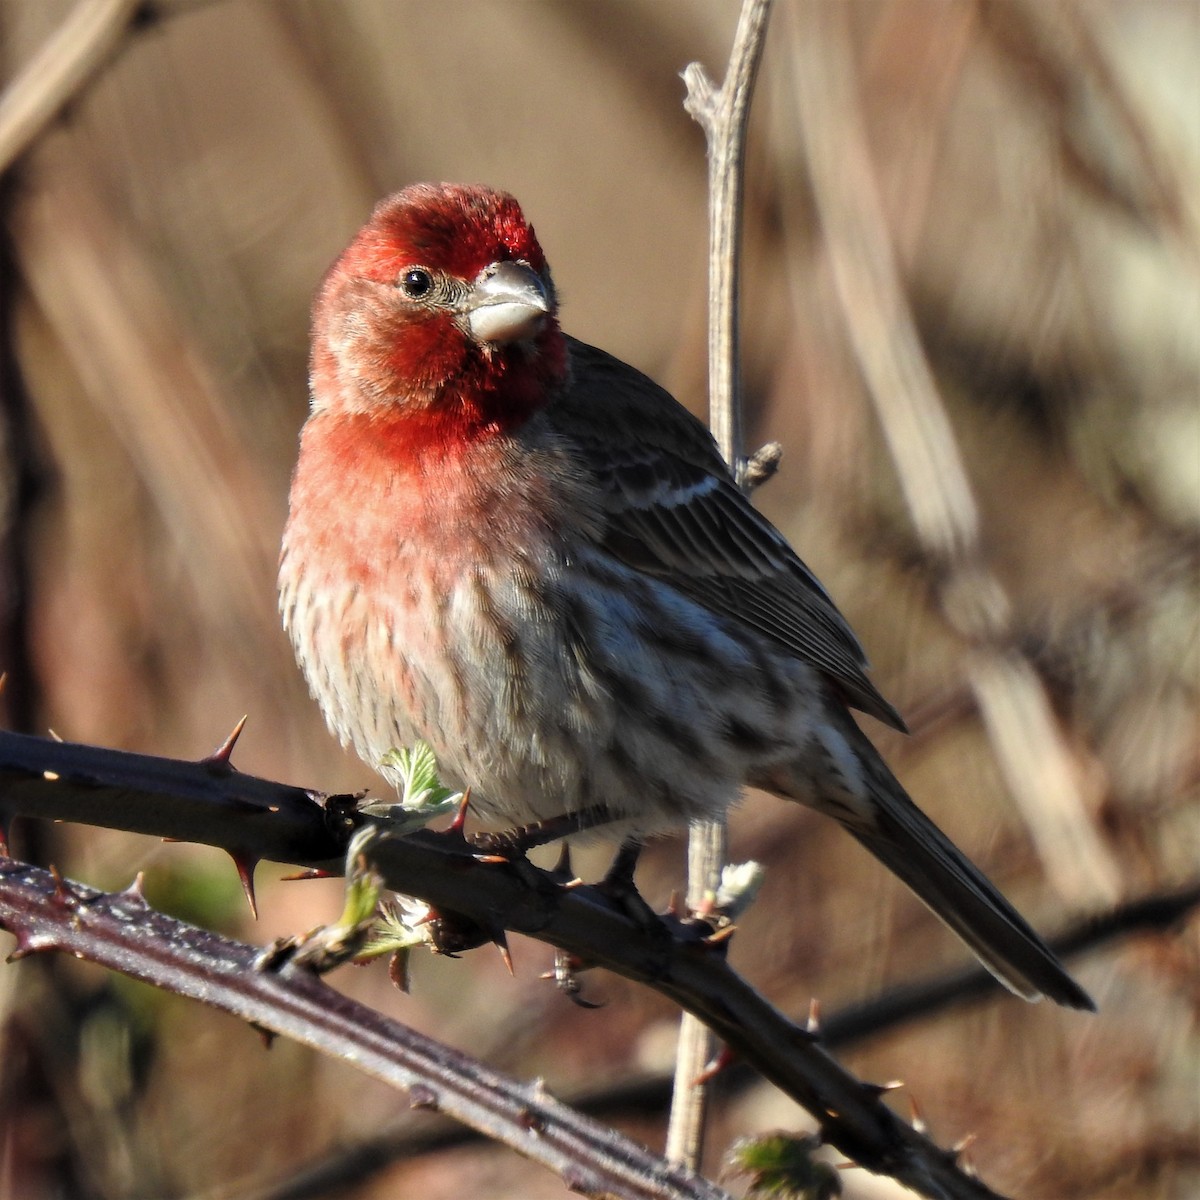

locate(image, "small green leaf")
(727, 1133), (842, 1200)
(381, 740), (457, 810)
(361, 742), (462, 831)
(357, 898), (436, 961)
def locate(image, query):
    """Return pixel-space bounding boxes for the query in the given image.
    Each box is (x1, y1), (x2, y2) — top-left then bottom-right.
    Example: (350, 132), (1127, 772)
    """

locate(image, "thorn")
(806, 997), (821, 1036)
(471, 853), (509, 865)
(389, 949), (411, 993)
(493, 931), (514, 976)
(862, 1079), (905, 1097)
(205, 715), (248, 768)
(230, 852), (259, 918)
(249, 1021), (276, 1049)
(119, 873), (149, 905)
(8, 932), (53, 961)
(549, 841), (574, 883)
(702, 923), (737, 946)
(279, 867), (335, 881)
(952, 1132), (977, 1164)
(909, 1095), (927, 1135)
(448, 787), (472, 835)
(0, 671), (5, 693)
(692, 1045), (734, 1086)
(47, 728), (63, 743)
(48, 864), (72, 904)
(409, 1084), (439, 1111)
(666, 890), (681, 916)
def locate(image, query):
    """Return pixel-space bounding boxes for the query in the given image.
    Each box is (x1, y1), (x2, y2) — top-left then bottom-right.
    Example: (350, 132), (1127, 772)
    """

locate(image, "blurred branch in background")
(785, 0), (1121, 909)
(0, 0), (139, 177)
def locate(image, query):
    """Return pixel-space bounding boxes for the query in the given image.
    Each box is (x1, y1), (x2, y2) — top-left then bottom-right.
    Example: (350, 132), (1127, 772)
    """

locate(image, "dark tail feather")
(848, 792), (1095, 1009)
(781, 720), (1095, 1010)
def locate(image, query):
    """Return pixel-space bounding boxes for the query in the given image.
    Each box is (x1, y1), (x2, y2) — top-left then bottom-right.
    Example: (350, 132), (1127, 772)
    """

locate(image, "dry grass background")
(0, 2), (1197, 1198)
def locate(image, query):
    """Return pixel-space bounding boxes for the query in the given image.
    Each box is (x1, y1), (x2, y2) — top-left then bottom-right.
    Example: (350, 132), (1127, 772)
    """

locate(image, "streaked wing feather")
(556, 338), (906, 732)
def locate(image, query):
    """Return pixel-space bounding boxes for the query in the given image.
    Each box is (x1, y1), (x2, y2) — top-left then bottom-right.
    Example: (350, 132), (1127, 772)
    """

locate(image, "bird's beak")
(465, 261), (551, 345)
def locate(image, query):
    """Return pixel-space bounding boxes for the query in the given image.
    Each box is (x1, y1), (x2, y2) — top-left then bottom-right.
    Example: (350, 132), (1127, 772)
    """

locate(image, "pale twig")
(0, 0), (141, 178)
(672, 0), (774, 1171)
(782, 0), (1120, 907)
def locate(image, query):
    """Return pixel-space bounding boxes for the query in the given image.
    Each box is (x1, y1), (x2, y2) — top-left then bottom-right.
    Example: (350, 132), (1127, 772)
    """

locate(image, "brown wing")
(553, 337), (906, 732)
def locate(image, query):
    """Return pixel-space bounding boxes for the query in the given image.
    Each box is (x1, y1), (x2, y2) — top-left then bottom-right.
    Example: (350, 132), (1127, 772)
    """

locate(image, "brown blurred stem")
(673, 0), (773, 1171)
(0, 192), (45, 735)
(0, 0), (142, 177)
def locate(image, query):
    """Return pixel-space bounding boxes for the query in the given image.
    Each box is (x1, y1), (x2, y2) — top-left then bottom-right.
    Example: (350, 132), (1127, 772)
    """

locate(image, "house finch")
(279, 183), (1093, 1009)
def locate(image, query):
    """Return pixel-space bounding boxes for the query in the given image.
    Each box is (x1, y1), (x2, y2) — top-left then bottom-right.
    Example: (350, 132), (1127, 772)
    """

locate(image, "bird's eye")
(399, 268), (434, 298)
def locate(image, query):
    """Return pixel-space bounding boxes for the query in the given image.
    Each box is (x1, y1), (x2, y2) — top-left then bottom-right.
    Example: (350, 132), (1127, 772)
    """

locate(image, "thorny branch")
(0, 727), (1015, 1200)
(0, 859), (729, 1200)
(238, 881), (1200, 1199)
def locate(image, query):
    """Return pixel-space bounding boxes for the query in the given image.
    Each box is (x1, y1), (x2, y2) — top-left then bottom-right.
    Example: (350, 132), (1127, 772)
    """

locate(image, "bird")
(278, 182), (1094, 1010)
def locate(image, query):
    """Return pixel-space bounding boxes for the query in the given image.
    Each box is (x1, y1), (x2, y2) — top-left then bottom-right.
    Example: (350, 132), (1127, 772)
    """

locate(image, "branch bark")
(0, 859), (730, 1200)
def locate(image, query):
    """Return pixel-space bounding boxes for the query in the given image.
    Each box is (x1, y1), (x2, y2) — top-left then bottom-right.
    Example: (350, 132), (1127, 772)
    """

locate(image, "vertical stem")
(668, 0), (773, 1171)
(700, 0), (772, 476)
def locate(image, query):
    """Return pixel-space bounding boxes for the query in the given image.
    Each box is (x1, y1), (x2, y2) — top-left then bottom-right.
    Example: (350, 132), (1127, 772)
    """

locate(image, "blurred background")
(0, 1), (1197, 1197)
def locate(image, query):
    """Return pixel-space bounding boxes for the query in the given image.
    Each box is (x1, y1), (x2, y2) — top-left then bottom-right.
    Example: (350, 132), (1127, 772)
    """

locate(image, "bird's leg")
(469, 802), (617, 855)
(596, 837), (662, 931)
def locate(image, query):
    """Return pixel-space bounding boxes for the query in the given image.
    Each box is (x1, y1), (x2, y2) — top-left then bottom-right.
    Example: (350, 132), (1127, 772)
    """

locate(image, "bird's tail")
(769, 715), (1095, 1011)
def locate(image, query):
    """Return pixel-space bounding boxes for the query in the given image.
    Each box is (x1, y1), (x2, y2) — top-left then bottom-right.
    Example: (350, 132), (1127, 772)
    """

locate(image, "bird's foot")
(543, 948), (604, 1008)
(594, 838), (663, 933)
(468, 803), (617, 857)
